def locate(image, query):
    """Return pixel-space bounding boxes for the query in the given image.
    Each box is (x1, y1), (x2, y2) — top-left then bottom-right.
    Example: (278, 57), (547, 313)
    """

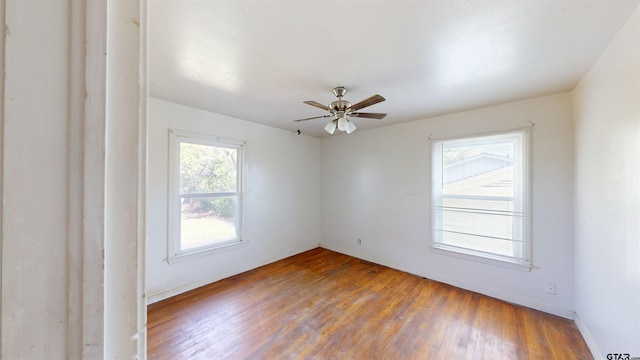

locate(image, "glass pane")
(442, 139), (514, 197)
(441, 232), (516, 257)
(180, 196), (237, 250)
(180, 142), (237, 194)
(440, 197), (521, 257)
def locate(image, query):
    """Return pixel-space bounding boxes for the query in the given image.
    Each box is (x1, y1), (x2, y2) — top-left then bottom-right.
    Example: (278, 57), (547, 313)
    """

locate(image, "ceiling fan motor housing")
(330, 100), (351, 114)
(330, 87), (351, 115)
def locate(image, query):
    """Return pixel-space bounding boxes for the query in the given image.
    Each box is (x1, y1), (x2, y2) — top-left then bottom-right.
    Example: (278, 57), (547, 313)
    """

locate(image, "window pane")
(440, 197), (520, 257)
(180, 196), (237, 250)
(442, 140), (514, 197)
(180, 142), (237, 194)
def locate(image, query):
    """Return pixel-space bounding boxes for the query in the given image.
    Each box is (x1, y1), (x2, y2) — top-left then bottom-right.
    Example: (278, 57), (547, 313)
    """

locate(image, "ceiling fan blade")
(349, 112), (387, 119)
(293, 114), (333, 122)
(350, 94), (385, 111)
(303, 100), (330, 111)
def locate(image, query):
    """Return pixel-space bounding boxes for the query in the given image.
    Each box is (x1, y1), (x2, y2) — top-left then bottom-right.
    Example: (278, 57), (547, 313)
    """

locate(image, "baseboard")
(320, 242), (575, 319)
(574, 312), (602, 360)
(147, 243), (320, 304)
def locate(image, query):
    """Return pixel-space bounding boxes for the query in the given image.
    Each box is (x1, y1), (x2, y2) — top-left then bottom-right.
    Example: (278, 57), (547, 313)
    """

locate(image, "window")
(168, 129), (245, 261)
(431, 129), (530, 266)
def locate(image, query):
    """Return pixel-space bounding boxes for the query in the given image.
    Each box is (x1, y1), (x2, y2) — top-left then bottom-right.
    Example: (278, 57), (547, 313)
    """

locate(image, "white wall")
(321, 93), (576, 317)
(147, 98), (321, 302)
(573, 4), (640, 358)
(2, 2), (71, 356)
(1, 0), (144, 358)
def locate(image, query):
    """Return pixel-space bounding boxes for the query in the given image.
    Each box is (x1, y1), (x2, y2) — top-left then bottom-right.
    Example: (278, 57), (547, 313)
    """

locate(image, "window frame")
(167, 129), (246, 263)
(430, 128), (532, 270)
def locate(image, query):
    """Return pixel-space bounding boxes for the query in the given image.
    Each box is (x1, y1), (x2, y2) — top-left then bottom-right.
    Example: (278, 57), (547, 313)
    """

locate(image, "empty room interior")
(1, 0), (639, 359)
(144, 1), (640, 359)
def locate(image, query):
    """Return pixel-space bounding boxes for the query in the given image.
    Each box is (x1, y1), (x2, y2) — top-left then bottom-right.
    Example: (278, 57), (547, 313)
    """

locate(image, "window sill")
(430, 244), (532, 272)
(166, 239), (249, 264)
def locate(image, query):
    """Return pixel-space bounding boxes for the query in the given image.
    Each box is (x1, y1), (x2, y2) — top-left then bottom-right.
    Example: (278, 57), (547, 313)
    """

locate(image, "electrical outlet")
(545, 283), (556, 295)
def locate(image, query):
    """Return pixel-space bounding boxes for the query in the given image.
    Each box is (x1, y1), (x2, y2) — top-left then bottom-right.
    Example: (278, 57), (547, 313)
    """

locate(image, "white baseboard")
(574, 312), (602, 360)
(320, 242), (575, 319)
(147, 243), (320, 304)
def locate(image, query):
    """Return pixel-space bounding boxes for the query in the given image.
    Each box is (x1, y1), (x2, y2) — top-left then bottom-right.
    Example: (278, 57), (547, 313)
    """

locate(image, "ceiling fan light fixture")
(337, 116), (349, 131)
(324, 120), (337, 134)
(345, 119), (357, 134)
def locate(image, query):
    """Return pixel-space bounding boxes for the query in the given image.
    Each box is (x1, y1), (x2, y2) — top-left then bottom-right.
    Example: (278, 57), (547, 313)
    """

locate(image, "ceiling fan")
(293, 86), (387, 135)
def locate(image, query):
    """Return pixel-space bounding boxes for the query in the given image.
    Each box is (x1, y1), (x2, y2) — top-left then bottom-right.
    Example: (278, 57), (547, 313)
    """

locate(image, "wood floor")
(147, 248), (592, 359)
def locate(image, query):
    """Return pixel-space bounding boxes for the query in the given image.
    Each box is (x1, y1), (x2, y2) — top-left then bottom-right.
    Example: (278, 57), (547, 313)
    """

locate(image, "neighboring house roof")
(444, 153), (512, 184)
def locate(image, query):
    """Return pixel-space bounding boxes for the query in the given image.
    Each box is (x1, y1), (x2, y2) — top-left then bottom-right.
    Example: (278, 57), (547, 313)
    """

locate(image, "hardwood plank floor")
(147, 248), (592, 359)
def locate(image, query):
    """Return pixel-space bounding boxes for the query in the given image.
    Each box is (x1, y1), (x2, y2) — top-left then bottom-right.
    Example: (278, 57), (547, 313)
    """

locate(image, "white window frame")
(167, 129), (246, 263)
(431, 128), (532, 270)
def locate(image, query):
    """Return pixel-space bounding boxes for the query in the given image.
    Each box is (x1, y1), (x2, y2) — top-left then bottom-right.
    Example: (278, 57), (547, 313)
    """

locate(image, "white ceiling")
(149, 0), (639, 138)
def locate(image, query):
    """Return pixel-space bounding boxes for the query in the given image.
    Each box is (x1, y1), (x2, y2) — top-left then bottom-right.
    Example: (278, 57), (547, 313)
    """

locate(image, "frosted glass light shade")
(324, 120), (337, 134)
(337, 116), (349, 131)
(345, 120), (357, 134)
